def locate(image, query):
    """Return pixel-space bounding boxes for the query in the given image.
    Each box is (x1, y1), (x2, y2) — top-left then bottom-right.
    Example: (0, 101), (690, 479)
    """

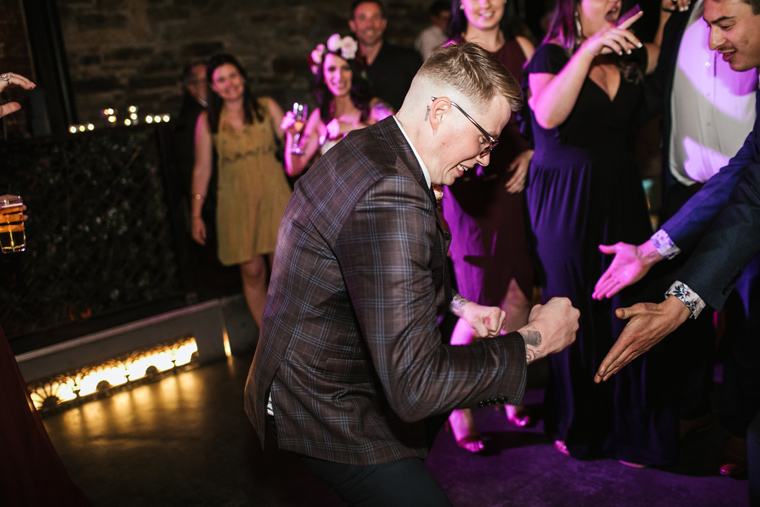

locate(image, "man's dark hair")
(350, 0), (386, 19)
(430, 1), (450, 17)
(181, 60), (206, 86)
(743, 0), (760, 14)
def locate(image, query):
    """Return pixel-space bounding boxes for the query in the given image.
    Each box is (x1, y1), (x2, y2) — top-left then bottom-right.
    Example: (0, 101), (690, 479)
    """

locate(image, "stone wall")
(0, 0), (35, 137)
(55, 0), (434, 125)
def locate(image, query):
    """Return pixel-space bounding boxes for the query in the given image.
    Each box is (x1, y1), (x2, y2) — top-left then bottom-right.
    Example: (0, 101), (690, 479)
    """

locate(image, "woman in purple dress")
(525, 0), (675, 465)
(442, 0), (536, 453)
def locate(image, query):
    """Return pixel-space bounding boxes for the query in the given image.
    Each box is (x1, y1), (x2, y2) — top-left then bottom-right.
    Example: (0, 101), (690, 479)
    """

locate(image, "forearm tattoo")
(519, 329), (543, 364)
(449, 293), (471, 317)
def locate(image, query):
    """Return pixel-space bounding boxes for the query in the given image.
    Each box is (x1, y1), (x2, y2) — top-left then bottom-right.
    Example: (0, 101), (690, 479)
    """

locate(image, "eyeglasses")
(431, 96), (499, 157)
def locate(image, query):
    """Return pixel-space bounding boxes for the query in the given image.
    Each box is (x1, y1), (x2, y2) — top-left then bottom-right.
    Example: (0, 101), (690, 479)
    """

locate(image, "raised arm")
(283, 108), (323, 177)
(529, 13), (643, 129)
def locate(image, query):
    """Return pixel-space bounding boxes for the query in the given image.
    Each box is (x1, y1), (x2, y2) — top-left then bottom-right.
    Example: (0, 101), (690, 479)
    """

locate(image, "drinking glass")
(290, 102), (308, 155)
(0, 195), (25, 253)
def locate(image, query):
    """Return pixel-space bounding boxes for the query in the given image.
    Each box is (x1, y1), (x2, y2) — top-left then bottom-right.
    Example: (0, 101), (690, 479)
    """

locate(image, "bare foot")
(448, 409), (484, 453)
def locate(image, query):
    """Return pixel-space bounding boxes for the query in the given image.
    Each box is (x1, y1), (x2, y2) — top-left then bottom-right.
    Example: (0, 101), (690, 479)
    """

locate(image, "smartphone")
(617, 4), (642, 26)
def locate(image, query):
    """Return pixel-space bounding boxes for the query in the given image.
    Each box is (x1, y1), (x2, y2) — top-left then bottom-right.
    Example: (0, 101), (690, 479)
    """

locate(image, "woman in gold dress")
(191, 54), (292, 326)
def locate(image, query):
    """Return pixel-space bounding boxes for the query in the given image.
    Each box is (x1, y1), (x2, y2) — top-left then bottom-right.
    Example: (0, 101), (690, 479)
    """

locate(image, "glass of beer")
(0, 195), (26, 253)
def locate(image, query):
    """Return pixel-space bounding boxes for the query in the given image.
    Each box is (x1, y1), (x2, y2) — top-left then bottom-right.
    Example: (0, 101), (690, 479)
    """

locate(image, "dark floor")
(43, 349), (750, 507)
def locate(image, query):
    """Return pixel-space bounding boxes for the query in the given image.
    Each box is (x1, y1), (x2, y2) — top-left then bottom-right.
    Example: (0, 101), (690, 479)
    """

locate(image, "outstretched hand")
(594, 296), (691, 383)
(0, 72), (36, 119)
(593, 241), (663, 300)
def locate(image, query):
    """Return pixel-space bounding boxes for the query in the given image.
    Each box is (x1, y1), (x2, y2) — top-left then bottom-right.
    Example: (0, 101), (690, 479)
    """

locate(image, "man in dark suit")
(593, 1), (760, 502)
(244, 43), (578, 506)
(349, 0), (423, 111)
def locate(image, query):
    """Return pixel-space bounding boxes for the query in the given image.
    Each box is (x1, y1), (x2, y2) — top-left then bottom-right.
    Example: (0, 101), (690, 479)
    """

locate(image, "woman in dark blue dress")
(525, 0), (676, 466)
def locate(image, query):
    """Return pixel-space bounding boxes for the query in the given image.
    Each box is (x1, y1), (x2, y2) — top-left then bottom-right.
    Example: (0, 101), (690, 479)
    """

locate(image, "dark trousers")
(299, 455), (453, 507)
(661, 181), (760, 434)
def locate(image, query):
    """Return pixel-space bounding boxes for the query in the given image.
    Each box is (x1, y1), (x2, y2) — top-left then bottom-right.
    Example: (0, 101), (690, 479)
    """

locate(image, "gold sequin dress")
(212, 98), (291, 266)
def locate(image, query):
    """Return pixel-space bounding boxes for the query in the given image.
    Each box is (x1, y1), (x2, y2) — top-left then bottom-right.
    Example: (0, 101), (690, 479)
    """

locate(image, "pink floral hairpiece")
(309, 34), (359, 75)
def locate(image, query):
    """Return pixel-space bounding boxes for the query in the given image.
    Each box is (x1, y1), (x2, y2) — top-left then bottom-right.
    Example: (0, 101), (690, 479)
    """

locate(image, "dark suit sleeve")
(677, 163), (760, 310)
(661, 128), (757, 253)
(334, 174), (527, 423)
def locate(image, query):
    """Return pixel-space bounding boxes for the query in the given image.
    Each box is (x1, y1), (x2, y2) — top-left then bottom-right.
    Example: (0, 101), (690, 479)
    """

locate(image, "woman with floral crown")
(282, 33), (392, 177)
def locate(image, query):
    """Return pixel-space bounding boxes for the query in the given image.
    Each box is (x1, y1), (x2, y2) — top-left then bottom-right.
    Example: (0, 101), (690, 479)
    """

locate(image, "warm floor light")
(28, 336), (198, 415)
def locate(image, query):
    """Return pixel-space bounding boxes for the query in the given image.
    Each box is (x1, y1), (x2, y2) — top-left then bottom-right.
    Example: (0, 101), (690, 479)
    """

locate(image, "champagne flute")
(290, 102), (308, 155)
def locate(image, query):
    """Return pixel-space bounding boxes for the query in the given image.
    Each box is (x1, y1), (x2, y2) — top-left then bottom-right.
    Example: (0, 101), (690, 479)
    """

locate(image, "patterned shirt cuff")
(651, 229), (681, 260)
(666, 281), (706, 319)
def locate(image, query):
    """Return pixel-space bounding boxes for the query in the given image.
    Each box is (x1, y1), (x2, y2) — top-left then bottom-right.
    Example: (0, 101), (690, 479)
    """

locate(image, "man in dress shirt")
(595, 0), (759, 478)
(349, 0), (423, 110)
(244, 43), (578, 505)
(414, 1), (451, 61)
(592, 1), (760, 502)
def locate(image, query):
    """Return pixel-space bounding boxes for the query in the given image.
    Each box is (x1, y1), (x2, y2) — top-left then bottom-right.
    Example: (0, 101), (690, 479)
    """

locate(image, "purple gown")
(442, 38), (534, 306)
(525, 43), (677, 465)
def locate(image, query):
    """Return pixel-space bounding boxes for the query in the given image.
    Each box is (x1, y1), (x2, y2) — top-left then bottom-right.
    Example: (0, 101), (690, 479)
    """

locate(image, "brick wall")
(55, 0), (433, 125)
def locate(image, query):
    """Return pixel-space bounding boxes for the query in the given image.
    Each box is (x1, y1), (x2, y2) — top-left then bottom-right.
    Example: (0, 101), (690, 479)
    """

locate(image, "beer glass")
(290, 102), (308, 155)
(0, 195), (25, 253)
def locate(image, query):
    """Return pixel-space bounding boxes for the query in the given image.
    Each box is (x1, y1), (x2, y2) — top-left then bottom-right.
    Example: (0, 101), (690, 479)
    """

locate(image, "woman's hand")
(662, 0), (691, 12)
(191, 216), (206, 246)
(325, 118), (341, 140)
(0, 72), (36, 118)
(505, 149), (534, 194)
(580, 11), (644, 57)
(280, 110), (298, 135)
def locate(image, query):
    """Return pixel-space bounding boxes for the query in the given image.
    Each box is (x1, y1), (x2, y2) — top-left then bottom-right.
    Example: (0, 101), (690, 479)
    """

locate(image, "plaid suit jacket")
(244, 117), (527, 465)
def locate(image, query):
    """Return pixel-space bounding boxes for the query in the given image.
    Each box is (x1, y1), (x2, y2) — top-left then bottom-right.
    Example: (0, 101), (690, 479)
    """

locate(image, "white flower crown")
(309, 34), (359, 75)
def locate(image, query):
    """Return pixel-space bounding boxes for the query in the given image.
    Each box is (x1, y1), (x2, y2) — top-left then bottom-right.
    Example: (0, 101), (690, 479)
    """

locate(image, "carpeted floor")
(43, 350), (749, 506)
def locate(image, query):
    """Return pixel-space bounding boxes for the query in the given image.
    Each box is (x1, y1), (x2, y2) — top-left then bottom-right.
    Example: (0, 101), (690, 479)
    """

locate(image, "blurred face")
(704, 0), (760, 72)
(187, 64), (207, 103)
(323, 53), (353, 98)
(461, 0), (505, 32)
(211, 63), (244, 103)
(431, 95), (510, 186)
(432, 10), (452, 31)
(349, 2), (387, 47)
(578, 0), (622, 37)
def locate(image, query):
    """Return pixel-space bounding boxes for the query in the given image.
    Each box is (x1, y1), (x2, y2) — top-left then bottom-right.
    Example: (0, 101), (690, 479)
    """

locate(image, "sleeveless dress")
(212, 98), (292, 266)
(441, 38), (534, 306)
(525, 43), (677, 465)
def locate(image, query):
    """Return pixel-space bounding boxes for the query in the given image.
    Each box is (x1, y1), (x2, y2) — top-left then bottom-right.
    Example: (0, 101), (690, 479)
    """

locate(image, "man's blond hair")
(418, 42), (523, 113)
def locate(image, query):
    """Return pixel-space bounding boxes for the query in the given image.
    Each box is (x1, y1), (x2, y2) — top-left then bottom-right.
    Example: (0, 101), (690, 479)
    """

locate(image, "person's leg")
(300, 455), (454, 507)
(239, 255), (268, 327)
(718, 254), (760, 476)
(447, 318), (483, 452)
(501, 278), (532, 426)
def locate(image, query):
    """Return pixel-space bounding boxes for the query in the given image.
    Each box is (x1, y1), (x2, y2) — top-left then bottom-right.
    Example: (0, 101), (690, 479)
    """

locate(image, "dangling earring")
(459, 2), (464, 9)
(574, 9), (583, 41)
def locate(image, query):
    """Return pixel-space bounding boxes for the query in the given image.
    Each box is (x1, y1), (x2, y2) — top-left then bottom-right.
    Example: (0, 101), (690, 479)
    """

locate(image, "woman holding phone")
(524, 0), (672, 466)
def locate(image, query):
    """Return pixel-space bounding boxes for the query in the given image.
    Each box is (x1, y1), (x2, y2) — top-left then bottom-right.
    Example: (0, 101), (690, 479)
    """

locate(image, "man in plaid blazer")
(245, 43), (578, 506)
